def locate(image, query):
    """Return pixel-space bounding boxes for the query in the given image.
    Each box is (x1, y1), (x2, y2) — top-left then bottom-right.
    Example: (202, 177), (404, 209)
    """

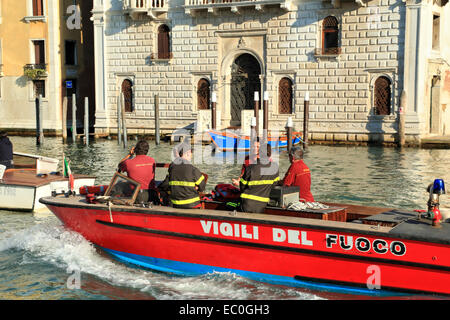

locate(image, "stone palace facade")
(91, 0), (450, 144)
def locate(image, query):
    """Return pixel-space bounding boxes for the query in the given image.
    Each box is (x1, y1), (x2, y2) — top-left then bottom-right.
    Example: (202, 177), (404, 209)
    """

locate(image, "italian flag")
(63, 153), (74, 191)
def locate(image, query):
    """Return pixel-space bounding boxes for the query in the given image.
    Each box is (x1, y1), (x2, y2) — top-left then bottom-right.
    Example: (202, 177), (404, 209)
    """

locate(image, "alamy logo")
(66, 5), (81, 30)
(366, 265), (381, 290)
(67, 267), (81, 290)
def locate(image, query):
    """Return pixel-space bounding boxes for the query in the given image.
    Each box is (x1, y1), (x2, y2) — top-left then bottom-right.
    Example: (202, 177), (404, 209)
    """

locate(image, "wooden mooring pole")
(72, 93), (77, 142)
(303, 92), (310, 150)
(286, 116), (293, 154)
(84, 97), (89, 145)
(155, 94), (160, 145)
(211, 92), (217, 130)
(250, 116), (257, 156)
(263, 91), (269, 142)
(117, 94), (122, 146)
(35, 94), (44, 145)
(254, 92), (260, 139)
(398, 90), (406, 148)
(120, 92), (127, 149)
(62, 96), (67, 143)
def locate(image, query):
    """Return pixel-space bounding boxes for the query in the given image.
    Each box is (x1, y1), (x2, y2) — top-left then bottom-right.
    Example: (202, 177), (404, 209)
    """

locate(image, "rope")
(287, 201), (329, 211)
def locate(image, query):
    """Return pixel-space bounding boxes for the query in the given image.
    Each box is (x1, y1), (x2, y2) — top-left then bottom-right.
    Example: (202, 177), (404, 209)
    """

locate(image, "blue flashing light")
(433, 179), (446, 195)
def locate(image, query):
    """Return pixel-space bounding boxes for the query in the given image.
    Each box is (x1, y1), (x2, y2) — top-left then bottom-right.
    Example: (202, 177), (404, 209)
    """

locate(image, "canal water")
(1, 136), (449, 300)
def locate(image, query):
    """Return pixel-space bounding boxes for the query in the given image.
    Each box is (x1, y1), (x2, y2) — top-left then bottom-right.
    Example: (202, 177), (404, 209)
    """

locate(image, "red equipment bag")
(212, 184), (241, 202)
(79, 185), (108, 195)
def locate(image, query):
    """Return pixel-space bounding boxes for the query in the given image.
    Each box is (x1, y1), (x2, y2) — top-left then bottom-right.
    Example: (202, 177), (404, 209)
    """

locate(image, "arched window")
(121, 79), (133, 112)
(157, 24), (171, 59)
(197, 78), (210, 110)
(322, 16), (339, 54)
(278, 77), (293, 114)
(374, 76), (391, 115)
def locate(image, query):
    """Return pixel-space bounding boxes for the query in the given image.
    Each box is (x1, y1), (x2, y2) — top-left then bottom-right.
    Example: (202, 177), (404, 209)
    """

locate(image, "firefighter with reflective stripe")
(159, 142), (206, 209)
(239, 144), (279, 213)
(232, 139), (259, 187)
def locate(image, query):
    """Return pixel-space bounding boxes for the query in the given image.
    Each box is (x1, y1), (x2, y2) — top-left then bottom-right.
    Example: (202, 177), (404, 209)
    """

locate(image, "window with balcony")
(157, 24), (171, 59)
(374, 76), (391, 115)
(197, 78), (210, 110)
(278, 77), (293, 114)
(33, 40), (45, 65)
(322, 16), (340, 55)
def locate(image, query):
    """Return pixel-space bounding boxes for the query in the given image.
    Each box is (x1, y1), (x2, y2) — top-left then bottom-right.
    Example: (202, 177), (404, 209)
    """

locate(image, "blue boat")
(207, 130), (303, 152)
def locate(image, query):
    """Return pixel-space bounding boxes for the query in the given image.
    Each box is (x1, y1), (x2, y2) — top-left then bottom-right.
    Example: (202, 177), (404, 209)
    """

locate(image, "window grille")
(197, 78), (210, 110)
(278, 77), (293, 114)
(374, 76), (391, 115)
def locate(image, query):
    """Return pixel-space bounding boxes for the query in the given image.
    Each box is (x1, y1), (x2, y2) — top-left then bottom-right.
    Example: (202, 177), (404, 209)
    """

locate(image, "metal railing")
(123, 0), (166, 10)
(24, 63), (47, 71)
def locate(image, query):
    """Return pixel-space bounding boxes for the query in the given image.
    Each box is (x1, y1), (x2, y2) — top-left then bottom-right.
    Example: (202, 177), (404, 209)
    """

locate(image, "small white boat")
(0, 152), (95, 213)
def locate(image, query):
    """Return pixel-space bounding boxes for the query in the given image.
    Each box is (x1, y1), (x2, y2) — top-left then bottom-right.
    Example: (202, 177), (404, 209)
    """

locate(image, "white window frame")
(24, 0), (47, 22)
(190, 72), (213, 112)
(29, 79), (48, 102)
(116, 74), (136, 113)
(368, 70), (396, 118)
(30, 38), (46, 65)
(272, 70), (297, 115)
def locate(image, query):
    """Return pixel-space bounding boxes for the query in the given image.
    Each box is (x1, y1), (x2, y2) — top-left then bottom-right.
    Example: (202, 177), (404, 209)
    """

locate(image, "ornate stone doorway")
(230, 53), (261, 126)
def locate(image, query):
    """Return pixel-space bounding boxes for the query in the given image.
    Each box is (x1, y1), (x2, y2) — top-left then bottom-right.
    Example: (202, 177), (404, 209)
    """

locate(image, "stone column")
(402, 0), (425, 138)
(403, 0), (424, 115)
(91, 1), (108, 135)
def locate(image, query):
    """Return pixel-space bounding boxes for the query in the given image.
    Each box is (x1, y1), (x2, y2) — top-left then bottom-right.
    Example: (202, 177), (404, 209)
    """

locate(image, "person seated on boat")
(118, 140), (156, 204)
(158, 142), (207, 209)
(231, 138), (260, 187)
(0, 131), (13, 169)
(239, 144), (279, 214)
(280, 146), (314, 203)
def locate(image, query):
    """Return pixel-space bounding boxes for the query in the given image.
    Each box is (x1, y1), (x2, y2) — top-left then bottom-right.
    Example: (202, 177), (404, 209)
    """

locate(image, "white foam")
(0, 218), (322, 300)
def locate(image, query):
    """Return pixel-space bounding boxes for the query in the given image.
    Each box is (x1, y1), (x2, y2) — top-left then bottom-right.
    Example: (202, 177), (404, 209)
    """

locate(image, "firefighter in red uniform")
(282, 146), (314, 202)
(118, 140), (156, 203)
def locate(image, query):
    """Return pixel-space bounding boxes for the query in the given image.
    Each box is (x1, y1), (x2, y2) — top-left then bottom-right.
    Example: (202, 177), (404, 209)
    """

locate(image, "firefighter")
(239, 143), (279, 213)
(231, 138), (260, 187)
(118, 140), (156, 204)
(281, 146), (314, 202)
(159, 142), (206, 209)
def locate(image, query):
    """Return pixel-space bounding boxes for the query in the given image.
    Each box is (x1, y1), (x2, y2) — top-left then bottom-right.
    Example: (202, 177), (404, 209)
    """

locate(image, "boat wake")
(0, 217), (323, 300)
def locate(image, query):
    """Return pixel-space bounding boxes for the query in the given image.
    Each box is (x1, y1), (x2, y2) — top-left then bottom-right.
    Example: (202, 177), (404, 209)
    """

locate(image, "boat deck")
(41, 195), (394, 235)
(40, 194), (450, 244)
(1, 169), (93, 187)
